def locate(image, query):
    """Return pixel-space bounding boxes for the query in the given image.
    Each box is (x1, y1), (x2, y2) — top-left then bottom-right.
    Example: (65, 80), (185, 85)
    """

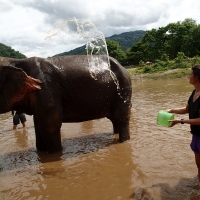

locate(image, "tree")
(164, 19), (197, 59)
(106, 40), (126, 65)
(126, 18), (200, 64)
(126, 42), (147, 65)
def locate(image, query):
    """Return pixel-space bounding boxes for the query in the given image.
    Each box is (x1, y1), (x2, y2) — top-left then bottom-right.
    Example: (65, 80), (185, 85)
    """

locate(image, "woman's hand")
(168, 119), (180, 127)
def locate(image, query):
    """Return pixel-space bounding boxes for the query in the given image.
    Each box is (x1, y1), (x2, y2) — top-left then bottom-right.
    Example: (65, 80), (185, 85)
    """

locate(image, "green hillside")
(107, 30), (146, 50)
(0, 43), (26, 58)
(54, 30), (146, 56)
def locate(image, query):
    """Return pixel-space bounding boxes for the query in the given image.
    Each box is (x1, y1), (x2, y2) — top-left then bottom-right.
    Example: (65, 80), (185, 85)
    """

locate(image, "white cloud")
(1, 0), (200, 58)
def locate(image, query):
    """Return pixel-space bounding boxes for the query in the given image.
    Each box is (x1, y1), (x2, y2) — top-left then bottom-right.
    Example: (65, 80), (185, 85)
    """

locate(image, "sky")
(1, 0), (200, 58)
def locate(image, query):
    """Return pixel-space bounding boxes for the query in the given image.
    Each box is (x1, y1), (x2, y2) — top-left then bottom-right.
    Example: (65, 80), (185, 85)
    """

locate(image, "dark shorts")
(13, 113), (26, 125)
(190, 134), (200, 153)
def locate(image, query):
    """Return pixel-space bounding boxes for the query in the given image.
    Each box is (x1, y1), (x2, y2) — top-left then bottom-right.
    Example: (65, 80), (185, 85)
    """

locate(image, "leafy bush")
(143, 66), (151, 73)
(139, 60), (145, 66)
(161, 53), (169, 61)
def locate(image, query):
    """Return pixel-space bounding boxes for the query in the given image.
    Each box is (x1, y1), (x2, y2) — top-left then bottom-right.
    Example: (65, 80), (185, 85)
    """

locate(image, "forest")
(126, 18), (200, 65)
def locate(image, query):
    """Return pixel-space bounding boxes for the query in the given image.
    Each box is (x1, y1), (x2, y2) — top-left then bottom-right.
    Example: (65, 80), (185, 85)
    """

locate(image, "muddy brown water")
(1, 78), (200, 200)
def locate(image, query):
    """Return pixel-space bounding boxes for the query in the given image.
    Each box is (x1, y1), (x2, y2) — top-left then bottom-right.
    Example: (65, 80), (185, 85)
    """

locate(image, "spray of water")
(44, 17), (110, 73)
(72, 18), (120, 90)
(44, 17), (124, 100)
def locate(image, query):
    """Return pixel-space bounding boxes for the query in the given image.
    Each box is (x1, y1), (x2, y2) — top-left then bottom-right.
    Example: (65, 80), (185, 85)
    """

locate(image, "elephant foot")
(37, 146), (63, 154)
(36, 146), (47, 152)
(119, 134), (130, 142)
(46, 146), (63, 154)
(118, 122), (130, 142)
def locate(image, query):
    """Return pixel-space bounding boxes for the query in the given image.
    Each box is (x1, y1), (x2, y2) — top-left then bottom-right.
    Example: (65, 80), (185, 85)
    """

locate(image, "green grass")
(127, 67), (190, 80)
(125, 56), (198, 80)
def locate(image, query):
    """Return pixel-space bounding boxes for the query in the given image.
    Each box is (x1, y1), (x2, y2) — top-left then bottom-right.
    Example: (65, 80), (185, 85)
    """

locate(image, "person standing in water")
(167, 64), (200, 186)
(12, 111), (26, 130)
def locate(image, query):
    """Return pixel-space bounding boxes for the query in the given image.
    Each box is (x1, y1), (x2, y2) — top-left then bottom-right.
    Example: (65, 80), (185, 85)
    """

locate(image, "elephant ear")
(2, 66), (42, 107)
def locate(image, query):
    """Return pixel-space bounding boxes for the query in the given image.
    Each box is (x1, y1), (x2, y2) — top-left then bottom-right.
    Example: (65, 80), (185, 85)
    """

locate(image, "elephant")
(0, 55), (132, 153)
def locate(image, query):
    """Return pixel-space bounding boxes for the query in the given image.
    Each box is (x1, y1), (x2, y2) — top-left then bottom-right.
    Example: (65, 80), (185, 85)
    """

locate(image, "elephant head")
(0, 57), (41, 113)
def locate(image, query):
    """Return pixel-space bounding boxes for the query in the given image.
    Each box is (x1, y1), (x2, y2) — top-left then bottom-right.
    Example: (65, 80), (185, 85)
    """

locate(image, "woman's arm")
(167, 104), (188, 114)
(167, 104), (200, 127)
(179, 118), (200, 125)
(169, 118), (200, 127)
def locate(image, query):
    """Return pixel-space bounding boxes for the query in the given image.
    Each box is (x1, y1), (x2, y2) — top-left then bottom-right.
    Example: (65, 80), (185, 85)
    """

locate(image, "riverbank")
(127, 67), (190, 81)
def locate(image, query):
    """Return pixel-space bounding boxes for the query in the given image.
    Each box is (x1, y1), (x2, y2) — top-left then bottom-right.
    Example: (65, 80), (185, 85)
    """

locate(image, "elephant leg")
(42, 126), (63, 153)
(110, 119), (130, 141)
(34, 115), (47, 151)
(118, 122), (130, 142)
(111, 121), (119, 134)
(110, 101), (131, 142)
(33, 112), (63, 153)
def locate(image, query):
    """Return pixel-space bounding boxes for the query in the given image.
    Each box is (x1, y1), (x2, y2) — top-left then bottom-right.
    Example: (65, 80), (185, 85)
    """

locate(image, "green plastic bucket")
(157, 110), (174, 127)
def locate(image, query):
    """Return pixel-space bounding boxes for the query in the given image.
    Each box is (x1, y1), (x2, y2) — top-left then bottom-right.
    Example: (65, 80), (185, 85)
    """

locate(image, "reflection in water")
(1, 78), (200, 199)
(14, 129), (28, 148)
(81, 120), (94, 134)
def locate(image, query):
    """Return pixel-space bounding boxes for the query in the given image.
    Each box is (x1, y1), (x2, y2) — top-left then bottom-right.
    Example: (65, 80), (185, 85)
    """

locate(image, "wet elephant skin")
(0, 55), (132, 153)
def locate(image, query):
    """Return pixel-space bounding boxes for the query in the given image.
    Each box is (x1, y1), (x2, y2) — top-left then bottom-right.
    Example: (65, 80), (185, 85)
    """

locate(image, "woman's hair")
(192, 64), (200, 81)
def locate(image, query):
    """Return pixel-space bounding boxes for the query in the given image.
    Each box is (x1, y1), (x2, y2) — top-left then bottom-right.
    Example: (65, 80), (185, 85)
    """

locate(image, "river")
(0, 77), (200, 200)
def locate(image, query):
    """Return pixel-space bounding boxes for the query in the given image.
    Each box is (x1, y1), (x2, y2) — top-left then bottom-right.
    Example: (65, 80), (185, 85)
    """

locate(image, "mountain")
(54, 30), (146, 56)
(0, 43), (26, 58)
(0, 30), (146, 58)
(107, 30), (146, 50)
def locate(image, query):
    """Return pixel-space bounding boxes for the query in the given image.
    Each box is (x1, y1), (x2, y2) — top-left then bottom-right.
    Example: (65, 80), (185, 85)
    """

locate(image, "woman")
(167, 64), (200, 186)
